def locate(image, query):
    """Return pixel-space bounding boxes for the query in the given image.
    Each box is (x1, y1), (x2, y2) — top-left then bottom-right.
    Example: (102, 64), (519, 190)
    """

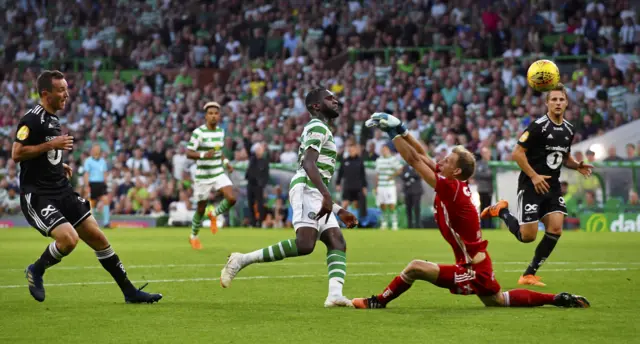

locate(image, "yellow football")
(527, 59), (560, 92)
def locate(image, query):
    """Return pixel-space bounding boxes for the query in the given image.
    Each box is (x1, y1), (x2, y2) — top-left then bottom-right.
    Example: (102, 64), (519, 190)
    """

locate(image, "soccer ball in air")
(527, 59), (560, 92)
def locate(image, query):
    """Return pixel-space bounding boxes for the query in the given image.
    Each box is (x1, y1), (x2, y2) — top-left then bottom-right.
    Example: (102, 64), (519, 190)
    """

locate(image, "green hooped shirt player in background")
(186, 101), (236, 250)
(220, 88), (359, 308)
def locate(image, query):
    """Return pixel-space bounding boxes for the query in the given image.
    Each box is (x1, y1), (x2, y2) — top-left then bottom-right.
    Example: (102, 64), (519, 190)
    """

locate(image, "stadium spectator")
(476, 147), (494, 229)
(246, 142), (270, 227)
(625, 143), (637, 160)
(604, 146), (624, 161)
(0, 185), (20, 215)
(0, 0), (639, 219)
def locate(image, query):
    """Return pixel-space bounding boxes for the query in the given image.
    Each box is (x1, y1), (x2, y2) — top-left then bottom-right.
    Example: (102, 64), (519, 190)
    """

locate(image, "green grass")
(1, 228), (639, 344)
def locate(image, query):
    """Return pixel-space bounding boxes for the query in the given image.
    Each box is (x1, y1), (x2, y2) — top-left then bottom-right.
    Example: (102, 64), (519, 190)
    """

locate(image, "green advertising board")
(580, 213), (640, 232)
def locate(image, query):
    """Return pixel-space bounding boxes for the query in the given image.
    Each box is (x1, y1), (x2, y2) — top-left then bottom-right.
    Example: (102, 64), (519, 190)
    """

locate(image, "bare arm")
(302, 148), (332, 197)
(563, 155), (581, 170)
(512, 145), (538, 178)
(12, 141), (53, 163)
(392, 134), (437, 188)
(403, 133), (437, 172)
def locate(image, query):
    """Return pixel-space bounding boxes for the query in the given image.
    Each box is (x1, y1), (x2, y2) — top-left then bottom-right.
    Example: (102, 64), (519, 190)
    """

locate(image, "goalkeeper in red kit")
(351, 113), (590, 309)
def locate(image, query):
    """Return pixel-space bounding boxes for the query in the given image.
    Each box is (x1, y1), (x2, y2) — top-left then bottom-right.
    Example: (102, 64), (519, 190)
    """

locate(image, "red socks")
(505, 289), (555, 307)
(376, 275), (414, 305)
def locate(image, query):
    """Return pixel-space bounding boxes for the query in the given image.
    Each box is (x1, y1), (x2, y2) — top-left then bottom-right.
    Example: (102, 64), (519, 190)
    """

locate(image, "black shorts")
(342, 189), (362, 202)
(89, 182), (107, 199)
(20, 192), (92, 237)
(516, 185), (567, 224)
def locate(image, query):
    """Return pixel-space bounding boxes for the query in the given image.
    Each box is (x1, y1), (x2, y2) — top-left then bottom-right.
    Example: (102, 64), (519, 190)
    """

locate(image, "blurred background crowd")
(0, 0), (639, 226)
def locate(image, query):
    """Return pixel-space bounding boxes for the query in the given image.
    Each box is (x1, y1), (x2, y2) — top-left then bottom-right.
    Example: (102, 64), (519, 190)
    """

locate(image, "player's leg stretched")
(208, 185), (237, 233)
(352, 259), (589, 309)
(479, 289), (589, 308)
(75, 216), (162, 303)
(25, 223), (78, 302)
(190, 200), (208, 249)
(219, 227), (315, 287)
(318, 227), (351, 307)
(519, 213), (563, 285)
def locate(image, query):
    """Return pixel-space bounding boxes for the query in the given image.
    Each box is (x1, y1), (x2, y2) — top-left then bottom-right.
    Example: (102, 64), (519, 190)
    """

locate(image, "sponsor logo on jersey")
(308, 212), (317, 220)
(40, 205), (58, 218)
(545, 145), (569, 152)
(519, 131), (529, 142)
(553, 127), (564, 131)
(16, 126), (29, 140)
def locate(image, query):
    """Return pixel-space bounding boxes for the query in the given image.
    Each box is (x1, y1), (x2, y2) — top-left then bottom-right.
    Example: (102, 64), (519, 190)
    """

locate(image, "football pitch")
(1, 228), (638, 344)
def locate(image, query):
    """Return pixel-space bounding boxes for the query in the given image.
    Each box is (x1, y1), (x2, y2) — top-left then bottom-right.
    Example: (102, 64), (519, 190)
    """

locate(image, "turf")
(0, 228), (638, 344)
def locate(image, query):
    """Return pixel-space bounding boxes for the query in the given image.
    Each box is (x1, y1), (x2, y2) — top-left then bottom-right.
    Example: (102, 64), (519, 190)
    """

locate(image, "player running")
(220, 88), (359, 308)
(13, 70), (161, 303)
(481, 84), (593, 286)
(186, 101), (236, 249)
(375, 144), (403, 230)
(350, 113), (589, 309)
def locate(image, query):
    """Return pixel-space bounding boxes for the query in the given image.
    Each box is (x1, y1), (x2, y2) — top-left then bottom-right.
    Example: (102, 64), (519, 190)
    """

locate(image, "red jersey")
(433, 174), (488, 265)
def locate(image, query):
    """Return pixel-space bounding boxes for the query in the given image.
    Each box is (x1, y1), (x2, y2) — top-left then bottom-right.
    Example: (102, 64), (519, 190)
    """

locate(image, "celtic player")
(220, 88), (358, 307)
(186, 102), (236, 249)
(375, 144), (403, 230)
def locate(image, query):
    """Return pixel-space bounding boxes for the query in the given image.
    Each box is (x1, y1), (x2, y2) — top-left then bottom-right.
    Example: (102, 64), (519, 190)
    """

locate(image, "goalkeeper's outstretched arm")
(402, 133), (437, 172)
(392, 134), (437, 189)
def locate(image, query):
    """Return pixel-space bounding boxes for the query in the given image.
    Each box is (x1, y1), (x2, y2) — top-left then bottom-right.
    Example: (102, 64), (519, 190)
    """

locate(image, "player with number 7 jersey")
(481, 83), (593, 287)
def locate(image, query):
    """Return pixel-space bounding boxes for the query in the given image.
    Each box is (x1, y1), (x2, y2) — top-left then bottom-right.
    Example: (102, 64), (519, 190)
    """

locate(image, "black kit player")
(482, 83), (593, 286)
(12, 70), (162, 303)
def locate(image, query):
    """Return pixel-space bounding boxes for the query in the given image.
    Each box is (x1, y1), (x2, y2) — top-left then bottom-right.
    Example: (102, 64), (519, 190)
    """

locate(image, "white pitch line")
(0, 267), (637, 289)
(3, 261), (640, 272)
(503, 267), (639, 272)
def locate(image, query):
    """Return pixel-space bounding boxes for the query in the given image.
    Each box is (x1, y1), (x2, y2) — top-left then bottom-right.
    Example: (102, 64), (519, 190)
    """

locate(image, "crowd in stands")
(1, 0), (639, 219)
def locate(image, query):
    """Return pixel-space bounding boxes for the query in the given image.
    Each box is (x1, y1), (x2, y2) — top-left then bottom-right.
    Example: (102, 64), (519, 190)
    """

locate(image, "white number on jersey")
(546, 152), (563, 169)
(47, 149), (62, 165)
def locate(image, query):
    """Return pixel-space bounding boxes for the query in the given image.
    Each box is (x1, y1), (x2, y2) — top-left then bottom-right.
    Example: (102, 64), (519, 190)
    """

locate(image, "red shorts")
(434, 253), (501, 296)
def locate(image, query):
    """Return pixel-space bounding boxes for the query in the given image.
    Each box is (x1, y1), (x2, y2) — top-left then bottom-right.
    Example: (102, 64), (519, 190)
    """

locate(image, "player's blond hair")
(545, 83), (568, 102)
(452, 146), (476, 181)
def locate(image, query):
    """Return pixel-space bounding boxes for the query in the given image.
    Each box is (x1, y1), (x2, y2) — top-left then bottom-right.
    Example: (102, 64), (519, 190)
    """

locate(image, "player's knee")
(54, 227), (79, 254)
(519, 229), (537, 243)
(296, 240), (315, 256)
(328, 235), (346, 252)
(546, 227), (562, 236)
(403, 259), (433, 279)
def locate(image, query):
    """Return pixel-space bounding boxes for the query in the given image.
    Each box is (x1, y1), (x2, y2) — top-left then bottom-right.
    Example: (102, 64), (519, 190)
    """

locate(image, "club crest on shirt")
(17, 126), (29, 140)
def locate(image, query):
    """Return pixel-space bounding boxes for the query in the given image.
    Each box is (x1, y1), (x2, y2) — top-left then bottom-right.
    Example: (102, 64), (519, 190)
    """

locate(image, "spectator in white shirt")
(620, 17), (638, 52)
(279, 143), (298, 164)
(126, 148), (151, 174)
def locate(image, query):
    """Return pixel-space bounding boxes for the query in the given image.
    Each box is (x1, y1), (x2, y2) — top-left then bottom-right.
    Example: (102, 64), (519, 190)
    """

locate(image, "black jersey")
(517, 115), (575, 189)
(14, 105), (73, 196)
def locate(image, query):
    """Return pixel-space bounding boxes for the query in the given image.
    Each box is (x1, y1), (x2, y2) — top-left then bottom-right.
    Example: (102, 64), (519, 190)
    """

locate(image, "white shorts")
(376, 186), (397, 206)
(289, 184), (340, 236)
(193, 174), (233, 202)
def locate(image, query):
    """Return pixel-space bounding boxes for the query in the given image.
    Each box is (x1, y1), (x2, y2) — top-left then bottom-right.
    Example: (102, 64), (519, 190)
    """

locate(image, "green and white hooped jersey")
(187, 125), (226, 182)
(290, 118), (337, 189)
(375, 155), (402, 187)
